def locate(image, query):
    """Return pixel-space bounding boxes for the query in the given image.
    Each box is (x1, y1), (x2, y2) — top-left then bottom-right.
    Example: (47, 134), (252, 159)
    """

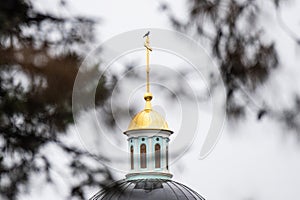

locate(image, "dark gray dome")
(90, 179), (205, 200)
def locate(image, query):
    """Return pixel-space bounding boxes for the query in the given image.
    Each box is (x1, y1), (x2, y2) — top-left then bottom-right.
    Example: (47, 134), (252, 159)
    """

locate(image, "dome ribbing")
(90, 179), (205, 200)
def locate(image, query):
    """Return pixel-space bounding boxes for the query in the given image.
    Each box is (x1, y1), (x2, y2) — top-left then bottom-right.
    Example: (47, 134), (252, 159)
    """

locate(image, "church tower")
(124, 33), (173, 180)
(90, 32), (205, 200)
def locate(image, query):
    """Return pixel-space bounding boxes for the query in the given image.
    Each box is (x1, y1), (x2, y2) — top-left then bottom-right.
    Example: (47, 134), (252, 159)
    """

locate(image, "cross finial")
(143, 31), (152, 109)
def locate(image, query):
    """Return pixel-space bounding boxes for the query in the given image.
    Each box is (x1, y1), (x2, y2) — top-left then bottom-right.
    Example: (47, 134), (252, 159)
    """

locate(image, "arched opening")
(130, 145), (134, 170)
(166, 145), (169, 170)
(155, 144), (161, 168)
(140, 144), (147, 168)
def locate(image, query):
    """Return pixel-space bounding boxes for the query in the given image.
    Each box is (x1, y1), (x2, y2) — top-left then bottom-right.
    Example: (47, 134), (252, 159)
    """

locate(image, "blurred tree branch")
(0, 0), (115, 199)
(163, 0), (300, 134)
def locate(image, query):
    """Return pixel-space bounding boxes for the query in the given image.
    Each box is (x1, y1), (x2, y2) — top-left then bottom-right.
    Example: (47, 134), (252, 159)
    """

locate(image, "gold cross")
(144, 35), (152, 94)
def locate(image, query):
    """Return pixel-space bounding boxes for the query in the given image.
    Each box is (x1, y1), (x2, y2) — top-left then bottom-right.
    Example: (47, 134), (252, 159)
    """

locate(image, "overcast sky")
(23, 1), (300, 200)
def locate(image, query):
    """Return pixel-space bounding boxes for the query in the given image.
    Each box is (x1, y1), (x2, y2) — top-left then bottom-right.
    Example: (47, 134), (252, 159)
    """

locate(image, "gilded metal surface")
(127, 109), (169, 130)
(127, 33), (169, 131)
(144, 35), (152, 94)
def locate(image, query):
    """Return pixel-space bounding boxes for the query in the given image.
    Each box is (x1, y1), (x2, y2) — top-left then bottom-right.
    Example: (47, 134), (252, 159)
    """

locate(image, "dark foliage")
(165, 0), (300, 133)
(0, 0), (115, 199)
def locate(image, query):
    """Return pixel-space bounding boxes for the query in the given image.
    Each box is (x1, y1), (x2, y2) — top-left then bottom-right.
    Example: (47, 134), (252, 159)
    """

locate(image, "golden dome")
(127, 92), (170, 131)
(127, 108), (169, 131)
(126, 35), (170, 132)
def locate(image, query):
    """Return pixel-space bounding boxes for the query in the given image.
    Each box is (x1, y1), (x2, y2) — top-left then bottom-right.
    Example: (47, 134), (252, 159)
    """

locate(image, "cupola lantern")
(124, 32), (173, 180)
